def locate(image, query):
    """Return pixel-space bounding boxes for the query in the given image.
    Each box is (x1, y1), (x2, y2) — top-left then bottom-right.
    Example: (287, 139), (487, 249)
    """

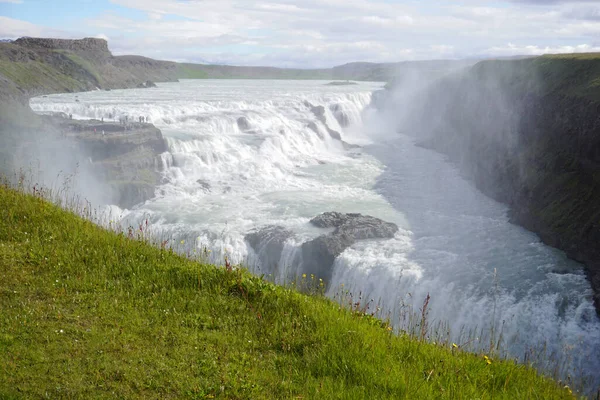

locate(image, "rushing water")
(31, 79), (600, 390)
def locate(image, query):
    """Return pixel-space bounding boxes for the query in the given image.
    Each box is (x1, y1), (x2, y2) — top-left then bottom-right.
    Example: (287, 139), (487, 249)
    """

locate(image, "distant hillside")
(0, 36), (470, 144)
(334, 60), (475, 83)
(0, 37), (470, 107)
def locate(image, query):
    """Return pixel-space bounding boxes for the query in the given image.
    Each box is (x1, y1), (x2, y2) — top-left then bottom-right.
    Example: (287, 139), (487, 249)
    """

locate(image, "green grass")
(0, 184), (576, 399)
(60, 51), (103, 85)
(176, 65), (210, 79)
(472, 56), (600, 102)
(0, 59), (85, 94)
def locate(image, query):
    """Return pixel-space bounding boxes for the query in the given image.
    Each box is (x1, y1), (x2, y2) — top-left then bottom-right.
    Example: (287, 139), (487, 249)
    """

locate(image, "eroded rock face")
(307, 121), (324, 139)
(245, 226), (295, 275)
(329, 104), (350, 127)
(45, 116), (167, 208)
(14, 37), (110, 56)
(310, 105), (326, 123)
(304, 101), (345, 142)
(301, 212), (398, 283)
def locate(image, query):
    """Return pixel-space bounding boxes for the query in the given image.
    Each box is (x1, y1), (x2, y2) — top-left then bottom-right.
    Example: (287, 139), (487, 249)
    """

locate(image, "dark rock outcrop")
(246, 226), (295, 275)
(110, 181), (155, 209)
(307, 121), (324, 139)
(14, 37), (107, 51)
(309, 104), (326, 123)
(47, 116), (167, 208)
(301, 212), (398, 283)
(329, 104), (350, 127)
(325, 81), (358, 86)
(137, 80), (157, 88)
(304, 101), (346, 142)
(237, 116), (251, 131)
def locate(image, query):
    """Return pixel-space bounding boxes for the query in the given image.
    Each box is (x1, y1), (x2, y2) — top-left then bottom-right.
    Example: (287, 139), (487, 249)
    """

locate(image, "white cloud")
(0, 0), (23, 4)
(485, 42), (600, 56)
(0, 16), (47, 38)
(2, 0), (600, 67)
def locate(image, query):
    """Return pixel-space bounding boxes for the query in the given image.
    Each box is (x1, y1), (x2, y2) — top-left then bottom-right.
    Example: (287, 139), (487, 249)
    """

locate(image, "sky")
(1, 0), (600, 68)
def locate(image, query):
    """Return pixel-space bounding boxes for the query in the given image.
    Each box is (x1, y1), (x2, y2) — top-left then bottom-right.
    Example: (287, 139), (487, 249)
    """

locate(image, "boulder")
(304, 101), (327, 123)
(246, 226), (295, 275)
(310, 105), (326, 122)
(307, 121), (324, 139)
(301, 212), (398, 283)
(237, 116), (251, 131)
(327, 127), (342, 141)
(136, 80), (157, 88)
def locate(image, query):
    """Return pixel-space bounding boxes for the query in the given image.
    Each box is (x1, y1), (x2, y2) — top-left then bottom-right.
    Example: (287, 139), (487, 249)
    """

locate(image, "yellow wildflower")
(302, 274), (306, 278)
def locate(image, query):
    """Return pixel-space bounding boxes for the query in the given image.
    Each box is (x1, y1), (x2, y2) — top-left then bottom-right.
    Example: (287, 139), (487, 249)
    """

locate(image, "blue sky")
(1, 0), (600, 67)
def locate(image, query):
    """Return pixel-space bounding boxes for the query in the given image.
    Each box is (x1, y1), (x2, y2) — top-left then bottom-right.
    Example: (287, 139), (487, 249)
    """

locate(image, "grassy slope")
(0, 185), (574, 399)
(472, 53), (600, 101)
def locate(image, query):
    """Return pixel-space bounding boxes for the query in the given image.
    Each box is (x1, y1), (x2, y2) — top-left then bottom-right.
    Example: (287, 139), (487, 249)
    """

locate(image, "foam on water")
(31, 79), (600, 391)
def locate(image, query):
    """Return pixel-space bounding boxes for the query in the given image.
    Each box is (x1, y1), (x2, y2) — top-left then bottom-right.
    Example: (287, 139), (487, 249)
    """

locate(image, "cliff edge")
(392, 54), (600, 313)
(0, 37), (176, 207)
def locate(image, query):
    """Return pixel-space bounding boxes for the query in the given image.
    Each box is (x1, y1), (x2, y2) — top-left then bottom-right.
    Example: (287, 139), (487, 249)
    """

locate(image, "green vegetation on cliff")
(471, 54), (600, 101)
(0, 184), (574, 399)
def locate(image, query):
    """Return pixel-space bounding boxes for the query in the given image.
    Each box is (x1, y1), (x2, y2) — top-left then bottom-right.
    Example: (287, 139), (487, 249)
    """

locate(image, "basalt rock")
(137, 80), (157, 88)
(246, 226), (295, 275)
(329, 104), (350, 127)
(307, 121), (324, 139)
(44, 116), (167, 208)
(301, 212), (398, 283)
(237, 116), (251, 131)
(310, 105), (326, 123)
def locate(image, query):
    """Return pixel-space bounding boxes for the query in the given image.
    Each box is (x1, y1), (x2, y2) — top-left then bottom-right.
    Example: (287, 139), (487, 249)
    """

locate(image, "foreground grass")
(0, 185), (575, 399)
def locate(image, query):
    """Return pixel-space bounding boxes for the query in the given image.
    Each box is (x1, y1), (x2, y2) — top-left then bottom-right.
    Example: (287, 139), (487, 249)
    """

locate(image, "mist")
(352, 61), (600, 391)
(2, 114), (115, 209)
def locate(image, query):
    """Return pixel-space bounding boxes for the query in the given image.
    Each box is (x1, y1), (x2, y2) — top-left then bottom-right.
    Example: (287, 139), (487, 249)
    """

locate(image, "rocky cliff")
(0, 37), (177, 208)
(390, 54), (600, 312)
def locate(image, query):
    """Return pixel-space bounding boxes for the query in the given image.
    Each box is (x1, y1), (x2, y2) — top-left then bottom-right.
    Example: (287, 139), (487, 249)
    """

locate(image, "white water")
(31, 79), (600, 390)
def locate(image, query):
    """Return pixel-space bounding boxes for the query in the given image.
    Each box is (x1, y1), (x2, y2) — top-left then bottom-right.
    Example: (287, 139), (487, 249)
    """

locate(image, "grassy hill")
(469, 53), (600, 102)
(0, 184), (575, 398)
